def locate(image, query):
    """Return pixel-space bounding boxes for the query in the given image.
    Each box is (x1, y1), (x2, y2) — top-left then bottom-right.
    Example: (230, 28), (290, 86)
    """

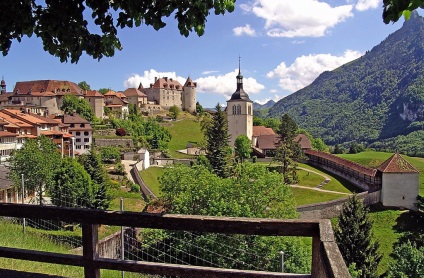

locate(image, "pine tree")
(274, 114), (301, 183)
(335, 195), (382, 277)
(206, 103), (231, 178)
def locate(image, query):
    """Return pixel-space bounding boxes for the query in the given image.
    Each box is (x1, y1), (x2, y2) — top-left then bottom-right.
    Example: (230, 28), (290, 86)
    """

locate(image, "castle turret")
(0, 78), (6, 95)
(183, 76), (197, 114)
(226, 60), (253, 146)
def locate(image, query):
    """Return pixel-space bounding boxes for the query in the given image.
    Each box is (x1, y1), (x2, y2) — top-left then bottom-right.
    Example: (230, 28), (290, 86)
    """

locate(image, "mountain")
(268, 12), (424, 148)
(253, 100), (275, 110)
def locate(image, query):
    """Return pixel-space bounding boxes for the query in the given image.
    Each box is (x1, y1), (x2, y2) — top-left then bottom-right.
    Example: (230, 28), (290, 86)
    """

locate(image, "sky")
(0, 0), (411, 108)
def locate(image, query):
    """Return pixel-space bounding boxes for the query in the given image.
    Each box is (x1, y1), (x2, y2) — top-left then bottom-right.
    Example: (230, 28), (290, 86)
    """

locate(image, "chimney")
(154, 77), (158, 82)
(164, 77), (168, 82)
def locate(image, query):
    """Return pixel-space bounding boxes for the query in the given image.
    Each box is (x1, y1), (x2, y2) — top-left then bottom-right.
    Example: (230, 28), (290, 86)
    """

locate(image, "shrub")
(116, 128), (127, 136)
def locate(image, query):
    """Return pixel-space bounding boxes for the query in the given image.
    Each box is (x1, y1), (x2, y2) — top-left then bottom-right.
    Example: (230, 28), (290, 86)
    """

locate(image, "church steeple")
(229, 57), (251, 101)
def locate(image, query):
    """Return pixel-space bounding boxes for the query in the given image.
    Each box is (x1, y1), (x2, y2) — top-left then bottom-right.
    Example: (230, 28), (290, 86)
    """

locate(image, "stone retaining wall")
(297, 190), (381, 219)
(94, 138), (134, 148)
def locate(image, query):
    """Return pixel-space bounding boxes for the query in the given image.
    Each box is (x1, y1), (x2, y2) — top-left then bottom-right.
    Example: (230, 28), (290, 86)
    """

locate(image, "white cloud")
(124, 69), (187, 88)
(253, 95), (282, 105)
(243, 0), (353, 37)
(355, 0), (380, 11)
(201, 70), (220, 75)
(267, 50), (363, 92)
(195, 69), (265, 98)
(233, 24), (257, 37)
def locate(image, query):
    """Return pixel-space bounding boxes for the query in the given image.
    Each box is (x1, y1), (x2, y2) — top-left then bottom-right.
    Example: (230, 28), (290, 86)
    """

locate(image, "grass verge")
(139, 166), (165, 196)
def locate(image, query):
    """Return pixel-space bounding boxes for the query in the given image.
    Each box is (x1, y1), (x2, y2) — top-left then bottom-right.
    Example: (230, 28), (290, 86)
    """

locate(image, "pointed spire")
(229, 56), (251, 102)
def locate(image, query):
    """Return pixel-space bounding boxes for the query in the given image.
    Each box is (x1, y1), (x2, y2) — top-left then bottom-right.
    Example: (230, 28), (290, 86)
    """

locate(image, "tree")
(154, 163), (309, 273)
(383, 1), (423, 24)
(312, 138), (328, 152)
(234, 135), (252, 163)
(78, 81), (91, 91)
(195, 102), (204, 115)
(264, 117), (281, 133)
(50, 157), (95, 208)
(61, 94), (95, 122)
(98, 88), (109, 95)
(0, 1), (235, 63)
(335, 195), (382, 277)
(253, 116), (265, 126)
(77, 150), (112, 210)
(205, 103), (231, 178)
(8, 136), (61, 205)
(274, 114), (301, 183)
(169, 105), (181, 120)
(333, 144), (343, 154)
(387, 241), (424, 278)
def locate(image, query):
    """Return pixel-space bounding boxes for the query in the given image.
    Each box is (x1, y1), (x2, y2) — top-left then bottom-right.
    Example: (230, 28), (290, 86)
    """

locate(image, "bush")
(116, 128), (127, 136)
(130, 183), (141, 193)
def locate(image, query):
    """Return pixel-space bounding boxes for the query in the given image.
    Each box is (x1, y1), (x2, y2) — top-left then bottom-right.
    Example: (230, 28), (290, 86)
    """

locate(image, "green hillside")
(268, 12), (424, 155)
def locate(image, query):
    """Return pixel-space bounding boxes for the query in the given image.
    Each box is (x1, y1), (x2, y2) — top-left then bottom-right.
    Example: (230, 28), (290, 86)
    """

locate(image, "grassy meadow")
(164, 114), (204, 158)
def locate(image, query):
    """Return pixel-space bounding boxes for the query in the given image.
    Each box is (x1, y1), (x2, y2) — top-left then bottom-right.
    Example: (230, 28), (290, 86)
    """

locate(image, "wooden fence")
(0, 203), (350, 278)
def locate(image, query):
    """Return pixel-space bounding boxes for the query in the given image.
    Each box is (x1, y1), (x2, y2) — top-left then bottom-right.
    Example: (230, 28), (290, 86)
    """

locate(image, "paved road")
(121, 160), (136, 183)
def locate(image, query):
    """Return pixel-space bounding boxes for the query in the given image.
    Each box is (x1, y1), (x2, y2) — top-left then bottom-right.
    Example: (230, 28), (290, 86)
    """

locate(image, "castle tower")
(0, 78), (6, 95)
(226, 61), (253, 146)
(183, 77), (196, 113)
(377, 153), (419, 210)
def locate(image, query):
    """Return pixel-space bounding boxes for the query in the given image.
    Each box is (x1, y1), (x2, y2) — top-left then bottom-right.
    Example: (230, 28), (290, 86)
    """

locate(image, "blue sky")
(0, 0), (410, 108)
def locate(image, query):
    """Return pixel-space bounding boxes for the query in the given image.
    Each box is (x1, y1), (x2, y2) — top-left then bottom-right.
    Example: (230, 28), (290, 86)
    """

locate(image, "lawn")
(0, 219), (140, 278)
(139, 166), (165, 196)
(338, 150), (424, 195)
(164, 117), (204, 158)
(332, 205), (423, 276)
(291, 187), (347, 206)
(297, 163), (356, 194)
(109, 188), (146, 212)
(296, 169), (325, 188)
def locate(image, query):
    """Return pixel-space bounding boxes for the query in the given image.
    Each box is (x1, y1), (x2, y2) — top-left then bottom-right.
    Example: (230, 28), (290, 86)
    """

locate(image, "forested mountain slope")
(268, 12), (424, 146)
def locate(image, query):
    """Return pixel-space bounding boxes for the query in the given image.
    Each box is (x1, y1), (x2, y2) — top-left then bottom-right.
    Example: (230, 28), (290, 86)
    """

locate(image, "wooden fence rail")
(0, 203), (350, 278)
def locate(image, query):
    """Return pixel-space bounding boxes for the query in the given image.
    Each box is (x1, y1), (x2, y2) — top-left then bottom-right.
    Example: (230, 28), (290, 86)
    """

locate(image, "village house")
(123, 87), (148, 110)
(104, 90), (129, 118)
(53, 113), (92, 155)
(83, 90), (105, 119)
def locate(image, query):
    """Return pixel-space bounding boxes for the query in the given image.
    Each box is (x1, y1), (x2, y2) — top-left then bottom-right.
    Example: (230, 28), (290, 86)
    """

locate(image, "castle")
(0, 76), (197, 119)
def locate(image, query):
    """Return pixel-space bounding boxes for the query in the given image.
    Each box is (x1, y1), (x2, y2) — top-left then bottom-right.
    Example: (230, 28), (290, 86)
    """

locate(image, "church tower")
(226, 60), (253, 146)
(0, 78), (6, 95)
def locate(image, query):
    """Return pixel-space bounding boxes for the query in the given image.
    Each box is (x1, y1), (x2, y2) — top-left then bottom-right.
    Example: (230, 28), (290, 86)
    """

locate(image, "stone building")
(140, 76), (196, 113)
(226, 66), (253, 147)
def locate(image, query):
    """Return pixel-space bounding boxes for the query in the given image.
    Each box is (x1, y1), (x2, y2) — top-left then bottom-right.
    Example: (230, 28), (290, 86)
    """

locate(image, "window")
(70, 124), (74, 128)
(84, 138), (89, 143)
(76, 132), (80, 136)
(84, 131), (89, 136)
(248, 105), (252, 115)
(80, 124), (85, 128)
(76, 138), (81, 143)
(76, 145), (82, 149)
(232, 105), (236, 115)
(237, 105), (241, 114)
(84, 145), (90, 149)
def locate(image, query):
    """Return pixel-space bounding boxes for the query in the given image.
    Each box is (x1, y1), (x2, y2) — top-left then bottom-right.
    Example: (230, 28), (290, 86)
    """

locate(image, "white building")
(226, 65), (253, 147)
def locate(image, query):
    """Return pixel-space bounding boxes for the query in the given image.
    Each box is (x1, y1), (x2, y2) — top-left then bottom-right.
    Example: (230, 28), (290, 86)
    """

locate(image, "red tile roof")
(294, 134), (312, 149)
(14, 80), (82, 96)
(0, 131), (17, 137)
(84, 90), (104, 98)
(152, 77), (183, 90)
(377, 153), (418, 173)
(256, 134), (280, 150)
(305, 149), (377, 176)
(252, 126), (276, 136)
(123, 88), (147, 97)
